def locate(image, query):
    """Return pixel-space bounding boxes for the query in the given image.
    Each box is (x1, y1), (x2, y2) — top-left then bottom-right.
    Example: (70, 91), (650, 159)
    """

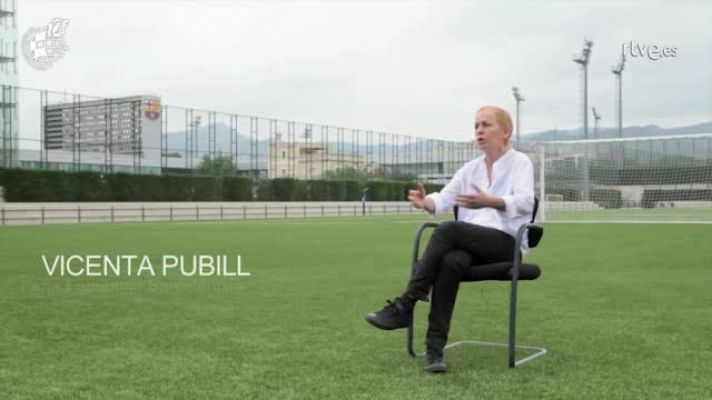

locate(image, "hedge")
(366, 181), (412, 201)
(305, 180), (363, 201)
(160, 174), (193, 201)
(0, 169), (254, 202)
(304, 180), (330, 201)
(106, 173), (161, 201)
(0, 169), (80, 201)
(423, 183), (445, 195)
(222, 176), (253, 201)
(256, 178), (305, 201)
(0, 168), (441, 202)
(256, 179), (424, 202)
(190, 175), (222, 201)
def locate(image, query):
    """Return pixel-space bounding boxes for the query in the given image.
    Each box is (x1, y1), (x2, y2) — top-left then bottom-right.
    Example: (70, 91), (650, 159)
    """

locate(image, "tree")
(321, 167), (369, 183)
(197, 154), (236, 176)
(384, 169), (418, 182)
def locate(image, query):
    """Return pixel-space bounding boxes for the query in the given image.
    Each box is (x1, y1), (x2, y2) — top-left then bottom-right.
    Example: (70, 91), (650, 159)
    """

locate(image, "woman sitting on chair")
(365, 105), (535, 373)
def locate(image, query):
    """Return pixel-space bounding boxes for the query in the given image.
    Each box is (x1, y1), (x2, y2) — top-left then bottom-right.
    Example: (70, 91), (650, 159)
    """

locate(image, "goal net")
(533, 133), (712, 223)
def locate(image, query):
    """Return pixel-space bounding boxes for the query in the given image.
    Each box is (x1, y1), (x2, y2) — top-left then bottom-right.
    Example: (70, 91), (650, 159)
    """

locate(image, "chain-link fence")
(0, 85), (480, 184)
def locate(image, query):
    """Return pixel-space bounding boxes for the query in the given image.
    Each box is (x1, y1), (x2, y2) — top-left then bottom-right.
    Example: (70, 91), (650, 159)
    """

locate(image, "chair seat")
(463, 261), (541, 282)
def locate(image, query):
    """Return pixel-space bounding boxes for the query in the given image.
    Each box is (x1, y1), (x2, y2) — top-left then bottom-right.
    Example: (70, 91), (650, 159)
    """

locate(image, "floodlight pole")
(573, 39), (593, 140)
(190, 115), (201, 169)
(512, 86), (524, 149)
(612, 53), (626, 138)
(573, 39), (593, 202)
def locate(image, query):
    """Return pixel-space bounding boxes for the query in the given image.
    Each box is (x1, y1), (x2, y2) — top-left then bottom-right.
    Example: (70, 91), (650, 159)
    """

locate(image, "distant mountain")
(163, 121), (712, 160)
(522, 122), (712, 143)
(163, 123), (454, 162)
(164, 123), (254, 154)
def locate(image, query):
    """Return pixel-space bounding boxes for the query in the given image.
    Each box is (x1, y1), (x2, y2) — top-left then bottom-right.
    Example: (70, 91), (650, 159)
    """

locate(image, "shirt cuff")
(500, 194), (529, 219)
(426, 193), (443, 215)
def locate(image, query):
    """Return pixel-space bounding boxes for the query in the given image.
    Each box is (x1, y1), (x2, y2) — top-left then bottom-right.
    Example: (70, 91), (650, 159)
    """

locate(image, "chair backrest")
(531, 197), (539, 223)
(454, 197), (539, 222)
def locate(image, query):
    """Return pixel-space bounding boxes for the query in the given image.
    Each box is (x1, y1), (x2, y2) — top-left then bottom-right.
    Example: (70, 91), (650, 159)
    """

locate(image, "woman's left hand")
(456, 185), (496, 209)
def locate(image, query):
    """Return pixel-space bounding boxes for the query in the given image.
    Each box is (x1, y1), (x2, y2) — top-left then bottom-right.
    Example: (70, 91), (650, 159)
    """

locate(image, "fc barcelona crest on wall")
(144, 99), (161, 120)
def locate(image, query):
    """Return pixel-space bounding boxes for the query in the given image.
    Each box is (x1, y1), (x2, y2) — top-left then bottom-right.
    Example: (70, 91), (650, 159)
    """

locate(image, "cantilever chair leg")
(407, 221), (547, 368)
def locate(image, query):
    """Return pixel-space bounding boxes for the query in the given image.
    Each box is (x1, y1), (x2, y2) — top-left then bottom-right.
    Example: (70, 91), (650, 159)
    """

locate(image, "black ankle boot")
(425, 350), (448, 373)
(364, 297), (413, 330)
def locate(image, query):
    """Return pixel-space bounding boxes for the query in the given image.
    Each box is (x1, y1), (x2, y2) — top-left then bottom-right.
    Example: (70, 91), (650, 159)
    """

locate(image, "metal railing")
(0, 201), (422, 226)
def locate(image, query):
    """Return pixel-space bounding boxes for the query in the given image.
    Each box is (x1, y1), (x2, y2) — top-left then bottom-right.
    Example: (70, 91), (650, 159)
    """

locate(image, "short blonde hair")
(477, 106), (513, 136)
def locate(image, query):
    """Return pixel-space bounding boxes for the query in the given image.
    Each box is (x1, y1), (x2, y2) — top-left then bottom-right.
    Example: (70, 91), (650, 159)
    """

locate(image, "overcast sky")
(17, 0), (712, 141)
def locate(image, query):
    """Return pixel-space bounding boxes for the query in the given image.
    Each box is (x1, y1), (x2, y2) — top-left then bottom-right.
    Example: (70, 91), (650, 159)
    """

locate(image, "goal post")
(533, 133), (712, 223)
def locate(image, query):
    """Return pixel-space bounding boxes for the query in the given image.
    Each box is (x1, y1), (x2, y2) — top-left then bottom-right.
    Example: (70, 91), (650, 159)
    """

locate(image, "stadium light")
(511, 86), (525, 148)
(612, 53), (626, 138)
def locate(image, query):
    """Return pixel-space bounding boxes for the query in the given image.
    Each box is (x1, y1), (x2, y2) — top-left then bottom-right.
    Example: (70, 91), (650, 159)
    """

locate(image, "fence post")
(539, 144), (547, 222)
(141, 205), (145, 222)
(78, 206), (81, 223)
(243, 204), (246, 220)
(1, 208), (4, 226)
(264, 204), (267, 219)
(196, 205), (199, 221)
(169, 205), (173, 222)
(338, 205), (341, 216)
(41, 207), (45, 224)
(383, 204), (386, 215)
(284, 205), (287, 219)
(303, 204), (306, 218)
(111, 206), (114, 223)
(220, 205), (224, 220)
(321, 205), (324, 217)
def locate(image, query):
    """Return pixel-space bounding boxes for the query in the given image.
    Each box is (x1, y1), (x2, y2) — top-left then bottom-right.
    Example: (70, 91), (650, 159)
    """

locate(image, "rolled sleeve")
(426, 166), (466, 215)
(426, 192), (454, 215)
(426, 192), (446, 215)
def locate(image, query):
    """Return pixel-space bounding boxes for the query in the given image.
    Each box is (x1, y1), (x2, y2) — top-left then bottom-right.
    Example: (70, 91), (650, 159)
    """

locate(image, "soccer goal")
(533, 133), (712, 223)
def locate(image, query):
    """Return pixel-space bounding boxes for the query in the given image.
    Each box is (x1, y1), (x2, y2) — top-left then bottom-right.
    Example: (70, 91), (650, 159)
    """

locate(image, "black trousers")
(404, 221), (515, 354)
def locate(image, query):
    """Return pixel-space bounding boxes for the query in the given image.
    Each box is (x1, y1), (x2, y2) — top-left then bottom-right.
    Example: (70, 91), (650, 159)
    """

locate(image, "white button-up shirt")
(427, 148), (535, 252)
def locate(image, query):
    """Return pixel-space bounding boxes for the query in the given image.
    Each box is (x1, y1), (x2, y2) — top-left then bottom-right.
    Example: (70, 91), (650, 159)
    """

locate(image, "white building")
(33, 95), (163, 174)
(0, 0), (17, 169)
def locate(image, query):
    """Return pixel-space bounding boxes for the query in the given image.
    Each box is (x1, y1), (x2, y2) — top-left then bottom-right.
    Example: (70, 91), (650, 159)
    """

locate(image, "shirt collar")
(478, 147), (515, 167)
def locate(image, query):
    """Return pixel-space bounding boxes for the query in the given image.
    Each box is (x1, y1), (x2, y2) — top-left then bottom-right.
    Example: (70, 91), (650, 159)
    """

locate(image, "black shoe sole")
(364, 313), (407, 330)
(424, 362), (449, 373)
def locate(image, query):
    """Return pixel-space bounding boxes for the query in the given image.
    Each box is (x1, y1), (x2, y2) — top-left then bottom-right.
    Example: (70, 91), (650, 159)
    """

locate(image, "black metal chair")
(407, 198), (545, 368)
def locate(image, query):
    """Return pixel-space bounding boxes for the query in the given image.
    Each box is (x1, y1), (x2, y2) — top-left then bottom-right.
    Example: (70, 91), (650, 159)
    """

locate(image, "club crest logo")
(21, 18), (71, 71)
(144, 99), (161, 120)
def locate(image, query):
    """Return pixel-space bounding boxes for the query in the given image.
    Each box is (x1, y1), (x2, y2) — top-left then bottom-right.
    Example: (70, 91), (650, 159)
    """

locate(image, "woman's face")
(475, 108), (509, 153)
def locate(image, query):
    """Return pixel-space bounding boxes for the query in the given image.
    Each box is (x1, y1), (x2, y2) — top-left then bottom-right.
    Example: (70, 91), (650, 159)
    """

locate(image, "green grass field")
(1, 217), (711, 399)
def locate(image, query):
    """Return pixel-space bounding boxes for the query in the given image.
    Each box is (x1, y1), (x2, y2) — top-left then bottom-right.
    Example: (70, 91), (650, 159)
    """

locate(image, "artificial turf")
(1, 217), (711, 399)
